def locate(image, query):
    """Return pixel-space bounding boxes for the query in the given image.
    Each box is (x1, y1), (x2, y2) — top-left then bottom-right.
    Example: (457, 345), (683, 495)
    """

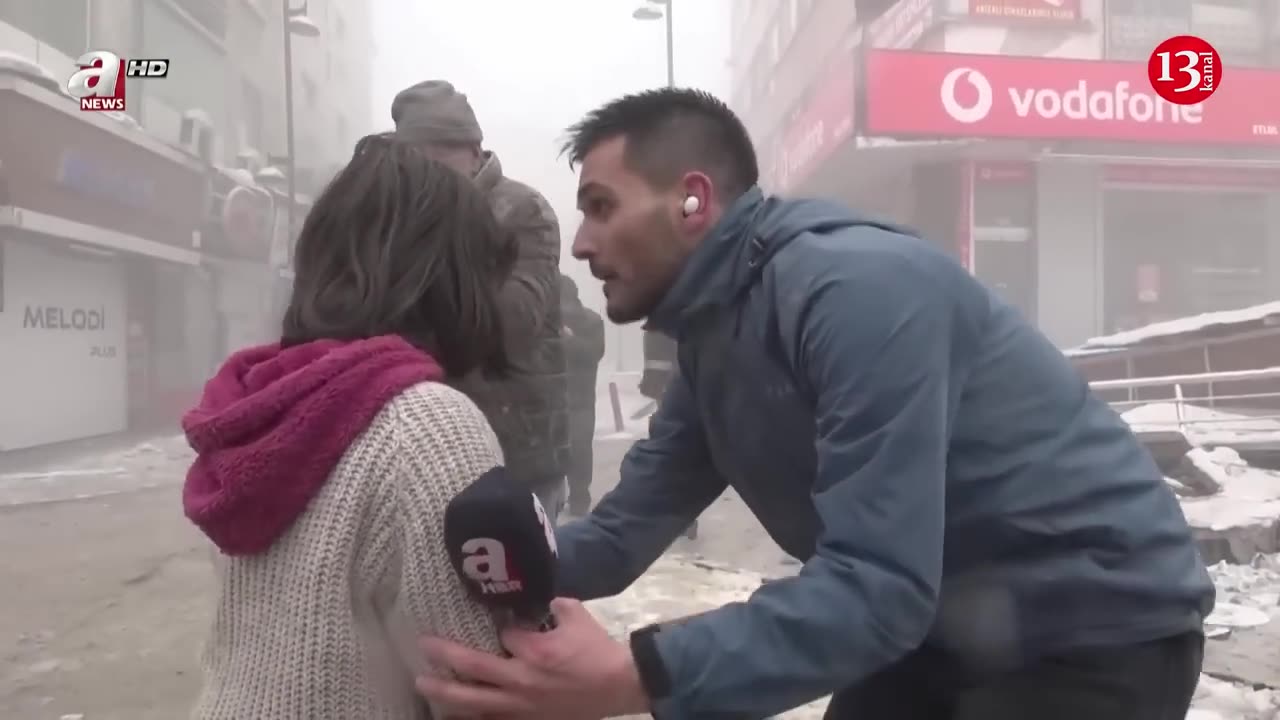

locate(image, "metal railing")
(1091, 366), (1280, 441)
(601, 367), (1280, 441)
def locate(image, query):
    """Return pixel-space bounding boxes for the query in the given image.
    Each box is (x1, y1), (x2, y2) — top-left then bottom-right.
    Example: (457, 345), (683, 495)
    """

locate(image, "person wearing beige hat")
(392, 80), (570, 521)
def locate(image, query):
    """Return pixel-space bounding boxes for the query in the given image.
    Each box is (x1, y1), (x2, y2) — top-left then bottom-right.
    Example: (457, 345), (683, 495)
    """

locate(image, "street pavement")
(0, 431), (806, 719)
(2, 428), (1278, 718)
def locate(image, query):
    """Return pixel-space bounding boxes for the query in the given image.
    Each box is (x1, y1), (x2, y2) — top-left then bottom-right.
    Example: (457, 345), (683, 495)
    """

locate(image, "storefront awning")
(0, 74), (206, 263)
(0, 206), (201, 264)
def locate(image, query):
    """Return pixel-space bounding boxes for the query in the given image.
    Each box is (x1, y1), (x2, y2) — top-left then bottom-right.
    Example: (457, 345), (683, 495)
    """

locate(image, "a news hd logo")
(66, 50), (169, 112)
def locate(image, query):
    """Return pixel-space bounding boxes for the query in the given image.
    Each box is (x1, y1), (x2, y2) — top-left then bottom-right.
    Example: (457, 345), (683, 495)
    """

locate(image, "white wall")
(0, 238), (128, 450)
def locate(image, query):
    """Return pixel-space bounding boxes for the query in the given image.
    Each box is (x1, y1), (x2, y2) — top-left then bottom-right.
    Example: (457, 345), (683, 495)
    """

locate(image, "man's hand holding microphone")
(421, 466), (650, 719)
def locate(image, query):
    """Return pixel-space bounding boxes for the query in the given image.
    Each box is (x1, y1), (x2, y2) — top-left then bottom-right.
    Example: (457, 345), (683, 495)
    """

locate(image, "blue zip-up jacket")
(555, 188), (1214, 718)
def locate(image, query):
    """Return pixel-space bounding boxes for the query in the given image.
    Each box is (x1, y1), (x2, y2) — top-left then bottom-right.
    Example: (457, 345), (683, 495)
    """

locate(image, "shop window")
(0, 0), (88, 57)
(974, 183), (1034, 229)
(1105, 0), (1193, 60)
(1102, 189), (1269, 332)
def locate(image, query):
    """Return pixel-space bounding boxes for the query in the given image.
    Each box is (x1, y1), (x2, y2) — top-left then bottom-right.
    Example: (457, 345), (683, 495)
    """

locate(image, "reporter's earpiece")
(682, 195), (701, 216)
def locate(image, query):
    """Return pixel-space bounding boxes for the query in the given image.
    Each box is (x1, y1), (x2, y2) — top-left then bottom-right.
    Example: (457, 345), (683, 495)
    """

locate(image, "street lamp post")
(632, 0), (674, 88)
(633, 0), (689, 537)
(281, 0), (319, 263)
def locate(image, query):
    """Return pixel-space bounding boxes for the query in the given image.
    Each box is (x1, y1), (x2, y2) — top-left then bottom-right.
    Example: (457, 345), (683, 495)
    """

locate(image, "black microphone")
(444, 466), (559, 631)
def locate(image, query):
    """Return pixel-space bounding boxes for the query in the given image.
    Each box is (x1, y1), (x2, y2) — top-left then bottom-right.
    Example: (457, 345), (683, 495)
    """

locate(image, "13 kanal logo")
(1147, 35), (1221, 105)
(66, 50), (170, 112)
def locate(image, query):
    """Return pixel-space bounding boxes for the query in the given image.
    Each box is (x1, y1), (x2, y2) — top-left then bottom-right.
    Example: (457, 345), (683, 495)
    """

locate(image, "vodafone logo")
(939, 65), (1204, 126)
(941, 68), (993, 124)
(865, 50), (1270, 144)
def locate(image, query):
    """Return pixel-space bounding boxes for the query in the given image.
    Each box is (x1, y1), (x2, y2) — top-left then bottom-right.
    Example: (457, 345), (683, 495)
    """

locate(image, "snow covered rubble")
(1125, 402), (1280, 452)
(1120, 403), (1280, 564)
(595, 553), (1280, 719)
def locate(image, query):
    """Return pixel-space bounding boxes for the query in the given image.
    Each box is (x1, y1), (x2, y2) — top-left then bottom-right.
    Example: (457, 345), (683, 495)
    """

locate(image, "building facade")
(0, 0), (373, 451)
(731, 0), (1280, 349)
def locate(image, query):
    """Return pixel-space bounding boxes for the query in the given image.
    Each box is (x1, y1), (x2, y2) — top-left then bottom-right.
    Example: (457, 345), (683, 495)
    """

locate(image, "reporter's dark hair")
(281, 132), (516, 376)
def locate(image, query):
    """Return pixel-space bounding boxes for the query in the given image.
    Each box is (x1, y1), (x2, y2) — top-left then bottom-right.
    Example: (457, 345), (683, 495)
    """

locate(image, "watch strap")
(629, 623), (673, 701)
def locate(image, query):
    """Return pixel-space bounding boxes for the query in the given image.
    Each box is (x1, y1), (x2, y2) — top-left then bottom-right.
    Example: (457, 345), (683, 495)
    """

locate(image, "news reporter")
(182, 134), (516, 720)
(415, 90), (1210, 720)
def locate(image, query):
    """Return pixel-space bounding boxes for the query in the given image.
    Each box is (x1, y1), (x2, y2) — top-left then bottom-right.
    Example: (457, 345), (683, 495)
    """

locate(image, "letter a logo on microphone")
(941, 67), (994, 124)
(460, 538), (524, 595)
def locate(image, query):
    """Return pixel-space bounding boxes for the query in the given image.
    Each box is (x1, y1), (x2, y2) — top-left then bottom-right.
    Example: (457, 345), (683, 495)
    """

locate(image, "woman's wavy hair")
(281, 132), (517, 376)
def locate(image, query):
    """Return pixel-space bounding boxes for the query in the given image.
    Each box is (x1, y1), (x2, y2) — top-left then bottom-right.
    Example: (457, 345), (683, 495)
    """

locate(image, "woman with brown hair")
(181, 133), (515, 719)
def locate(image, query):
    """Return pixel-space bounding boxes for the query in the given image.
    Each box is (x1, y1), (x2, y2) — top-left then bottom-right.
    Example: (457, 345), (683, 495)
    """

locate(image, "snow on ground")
(0, 435), (193, 507)
(1192, 674), (1280, 719)
(1123, 402), (1280, 447)
(1208, 550), (1280, 625)
(1197, 555), (1280, 717)
(1155, 440), (1280, 533)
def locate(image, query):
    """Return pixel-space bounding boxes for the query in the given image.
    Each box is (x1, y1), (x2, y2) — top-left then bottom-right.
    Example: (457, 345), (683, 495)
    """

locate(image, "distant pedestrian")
(392, 79), (569, 519)
(559, 275), (605, 515)
(416, 87), (1212, 720)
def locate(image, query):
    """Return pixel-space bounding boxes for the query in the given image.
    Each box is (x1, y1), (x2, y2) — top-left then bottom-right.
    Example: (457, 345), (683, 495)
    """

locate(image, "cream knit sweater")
(191, 382), (507, 720)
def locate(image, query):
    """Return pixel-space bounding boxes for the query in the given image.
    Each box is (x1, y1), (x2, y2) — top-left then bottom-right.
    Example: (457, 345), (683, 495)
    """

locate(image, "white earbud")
(682, 195), (701, 216)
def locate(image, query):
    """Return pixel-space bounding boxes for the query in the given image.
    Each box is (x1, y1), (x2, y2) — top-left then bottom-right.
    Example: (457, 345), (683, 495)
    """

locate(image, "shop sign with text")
(970, 0), (1081, 23)
(773, 49), (855, 191)
(862, 50), (1280, 145)
(0, 80), (204, 248)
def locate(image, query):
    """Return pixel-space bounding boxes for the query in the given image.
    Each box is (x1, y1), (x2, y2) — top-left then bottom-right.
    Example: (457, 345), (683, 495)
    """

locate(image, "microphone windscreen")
(443, 466), (558, 620)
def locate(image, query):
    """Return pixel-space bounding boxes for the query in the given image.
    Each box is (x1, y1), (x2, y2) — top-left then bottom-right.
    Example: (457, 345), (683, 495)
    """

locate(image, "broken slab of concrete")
(1179, 451), (1280, 564)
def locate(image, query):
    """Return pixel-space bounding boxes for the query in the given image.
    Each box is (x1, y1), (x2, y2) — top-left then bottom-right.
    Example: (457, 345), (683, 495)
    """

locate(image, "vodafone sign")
(863, 50), (1280, 145)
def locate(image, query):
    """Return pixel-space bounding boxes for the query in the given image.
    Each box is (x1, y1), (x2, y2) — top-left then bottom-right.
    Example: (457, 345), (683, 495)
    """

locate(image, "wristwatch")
(629, 623), (673, 702)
